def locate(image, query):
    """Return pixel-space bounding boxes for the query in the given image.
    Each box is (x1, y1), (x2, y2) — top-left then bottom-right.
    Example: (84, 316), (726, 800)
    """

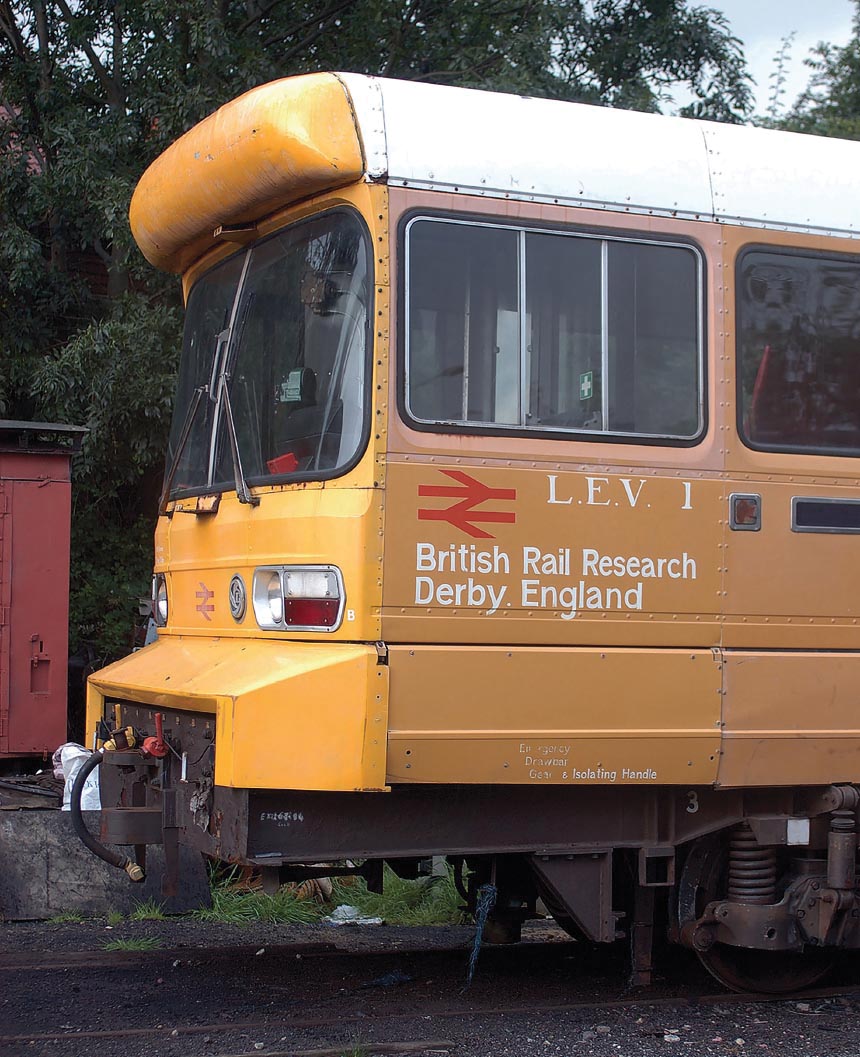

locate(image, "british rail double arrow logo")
(417, 470), (516, 539)
(195, 581), (215, 620)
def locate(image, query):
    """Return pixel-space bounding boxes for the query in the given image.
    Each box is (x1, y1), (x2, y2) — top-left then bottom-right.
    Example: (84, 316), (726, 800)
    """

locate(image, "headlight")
(153, 573), (168, 627)
(252, 569), (284, 628)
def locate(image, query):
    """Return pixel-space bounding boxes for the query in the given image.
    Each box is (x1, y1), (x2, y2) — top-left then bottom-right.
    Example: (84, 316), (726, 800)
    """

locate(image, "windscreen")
(166, 210), (371, 499)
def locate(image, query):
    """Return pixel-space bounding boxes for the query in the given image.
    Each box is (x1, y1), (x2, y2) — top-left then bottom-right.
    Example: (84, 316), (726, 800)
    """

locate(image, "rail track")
(3, 933), (860, 1057)
(2, 980), (860, 1047)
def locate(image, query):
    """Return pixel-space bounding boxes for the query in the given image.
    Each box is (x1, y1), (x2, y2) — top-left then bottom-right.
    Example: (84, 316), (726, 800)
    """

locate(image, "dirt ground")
(3, 918), (860, 1057)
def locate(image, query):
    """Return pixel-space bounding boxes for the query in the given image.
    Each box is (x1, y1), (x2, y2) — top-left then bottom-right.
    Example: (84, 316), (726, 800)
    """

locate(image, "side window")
(405, 217), (702, 441)
(738, 249), (860, 456)
(407, 222), (519, 424)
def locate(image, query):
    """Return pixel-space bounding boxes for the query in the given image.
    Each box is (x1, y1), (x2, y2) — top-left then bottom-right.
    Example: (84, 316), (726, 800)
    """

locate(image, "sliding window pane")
(408, 221), (519, 424)
(607, 241), (699, 437)
(526, 232), (602, 430)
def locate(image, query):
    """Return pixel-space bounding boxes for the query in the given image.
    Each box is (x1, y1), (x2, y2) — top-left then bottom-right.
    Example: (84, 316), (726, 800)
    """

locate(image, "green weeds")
(47, 911), (85, 924)
(128, 899), (166, 921)
(192, 862), (466, 927)
(330, 867), (467, 927)
(47, 865), (467, 931)
(101, 936), (164, 952)
(191, 866), (323, 925)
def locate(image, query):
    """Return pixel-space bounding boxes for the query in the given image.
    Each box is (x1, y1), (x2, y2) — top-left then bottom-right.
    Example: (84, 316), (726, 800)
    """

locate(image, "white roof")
(340, 74), (860, 238)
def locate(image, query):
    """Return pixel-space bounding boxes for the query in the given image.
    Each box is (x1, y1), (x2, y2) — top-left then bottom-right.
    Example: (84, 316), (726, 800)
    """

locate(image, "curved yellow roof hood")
(130, 73), (367, 274)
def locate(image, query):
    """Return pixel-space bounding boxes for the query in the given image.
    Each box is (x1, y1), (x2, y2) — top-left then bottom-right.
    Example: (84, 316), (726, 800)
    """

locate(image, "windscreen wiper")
(211, 286), (259, 507)
(219, 379), (259, 507)
(158, 384), (207, 516)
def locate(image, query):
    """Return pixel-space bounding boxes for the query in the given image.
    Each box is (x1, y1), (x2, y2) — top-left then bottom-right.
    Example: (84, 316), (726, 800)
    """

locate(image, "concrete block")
(0, 808), (210, 920)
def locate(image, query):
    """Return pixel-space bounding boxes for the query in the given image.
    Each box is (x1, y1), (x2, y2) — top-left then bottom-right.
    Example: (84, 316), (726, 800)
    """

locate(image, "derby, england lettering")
(414, 543), (698, 620)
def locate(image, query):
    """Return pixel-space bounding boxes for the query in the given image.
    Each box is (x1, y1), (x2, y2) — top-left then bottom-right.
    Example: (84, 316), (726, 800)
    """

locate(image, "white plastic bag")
(52, 742), (101, 811)
(323, 904), (384, 926)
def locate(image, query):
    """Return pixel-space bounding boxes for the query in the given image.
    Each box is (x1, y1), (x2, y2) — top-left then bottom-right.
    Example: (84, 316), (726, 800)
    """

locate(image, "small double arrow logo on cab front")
(195, 581), (215, 621)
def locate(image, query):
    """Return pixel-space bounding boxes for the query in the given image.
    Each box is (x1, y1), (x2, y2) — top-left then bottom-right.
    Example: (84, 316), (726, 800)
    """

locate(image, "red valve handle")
(141, 712), (169, 759)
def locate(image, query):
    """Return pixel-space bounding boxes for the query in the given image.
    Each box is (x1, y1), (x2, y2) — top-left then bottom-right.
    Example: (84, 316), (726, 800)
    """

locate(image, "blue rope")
(462, 882), (497, 991)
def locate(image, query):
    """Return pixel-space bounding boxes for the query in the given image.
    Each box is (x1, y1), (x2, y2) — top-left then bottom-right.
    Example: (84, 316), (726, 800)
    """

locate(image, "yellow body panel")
(387, 646), (721, 784)
(719, 224), (860, 650)
(160, 464), (383, 642)
(718, 651), (860, 788)
(713, 225), (860, 784)
(381, 459), (723, 648)
(87, 636), (388, 791)
(130, 74), (365, 273)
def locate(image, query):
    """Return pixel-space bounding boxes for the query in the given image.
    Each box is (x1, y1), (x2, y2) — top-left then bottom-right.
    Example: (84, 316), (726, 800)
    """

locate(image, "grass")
(101, 936), (164, 952)
(191, 862), (468, 927)
(330, 867), (468, 927)
(128, 898), (166, 921)
(47, 864), (467, 931)
(192, 865), (324, 925)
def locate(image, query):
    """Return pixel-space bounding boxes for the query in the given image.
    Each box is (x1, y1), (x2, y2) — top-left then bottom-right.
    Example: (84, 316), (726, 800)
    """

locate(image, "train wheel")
(678, 835), (835, 994)
(696, 942), (834, 994)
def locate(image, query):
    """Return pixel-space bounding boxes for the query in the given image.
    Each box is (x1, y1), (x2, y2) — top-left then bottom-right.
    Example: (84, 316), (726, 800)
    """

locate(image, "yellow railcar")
(81, 73), (860, 991)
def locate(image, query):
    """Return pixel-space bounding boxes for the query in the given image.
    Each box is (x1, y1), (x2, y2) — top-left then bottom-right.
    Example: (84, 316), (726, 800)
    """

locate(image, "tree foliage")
(0, 0), (752, 660)
(782, 3), (860, 139)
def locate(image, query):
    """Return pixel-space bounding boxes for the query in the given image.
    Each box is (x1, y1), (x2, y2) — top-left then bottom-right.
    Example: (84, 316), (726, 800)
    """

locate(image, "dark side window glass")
(405, 218), (702, 441)
(738, 249), (860, 456)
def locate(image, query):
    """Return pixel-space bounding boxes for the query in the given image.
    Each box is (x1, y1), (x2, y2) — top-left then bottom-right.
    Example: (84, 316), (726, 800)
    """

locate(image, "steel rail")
(1, 982), (859, 1046)
(218, 1043), (454, 1057)
(0, 940), (342, 972)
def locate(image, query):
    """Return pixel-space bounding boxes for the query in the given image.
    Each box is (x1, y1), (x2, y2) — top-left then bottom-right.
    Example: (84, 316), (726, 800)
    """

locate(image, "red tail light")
(285, 597), (340, 628)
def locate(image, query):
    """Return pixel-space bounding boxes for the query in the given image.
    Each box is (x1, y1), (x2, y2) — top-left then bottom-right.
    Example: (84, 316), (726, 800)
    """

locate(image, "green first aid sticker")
(579, 371), (593, 401)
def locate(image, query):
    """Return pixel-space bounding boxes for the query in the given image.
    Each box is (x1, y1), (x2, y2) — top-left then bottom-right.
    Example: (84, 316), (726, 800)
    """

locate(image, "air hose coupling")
(102, 726), (138, 752)
(70, 746), (146, 883)
(125, 861), (145, 882)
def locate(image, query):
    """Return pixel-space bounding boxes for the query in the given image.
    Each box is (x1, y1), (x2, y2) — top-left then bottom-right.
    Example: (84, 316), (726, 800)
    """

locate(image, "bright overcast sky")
(675, 0), (856, 115)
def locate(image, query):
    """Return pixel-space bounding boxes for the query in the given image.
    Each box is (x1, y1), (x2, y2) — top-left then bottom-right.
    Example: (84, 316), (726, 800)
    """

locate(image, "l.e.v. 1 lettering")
(546, 474), (693, 510)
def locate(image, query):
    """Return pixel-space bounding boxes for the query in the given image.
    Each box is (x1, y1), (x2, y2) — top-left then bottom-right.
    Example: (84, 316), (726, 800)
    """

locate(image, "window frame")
(398, 210), (708, 447)
(735, 242), (860, 459)
(169, 205), (375, 501)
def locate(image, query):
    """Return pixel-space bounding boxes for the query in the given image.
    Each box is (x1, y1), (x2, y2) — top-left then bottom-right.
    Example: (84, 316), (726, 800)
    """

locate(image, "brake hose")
(70, 750), (145, 882)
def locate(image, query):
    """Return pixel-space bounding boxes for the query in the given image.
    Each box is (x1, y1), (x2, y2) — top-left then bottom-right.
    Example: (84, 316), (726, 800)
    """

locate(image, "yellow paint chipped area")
(130, 73), (365, 273)
(87, 636), (388, 791)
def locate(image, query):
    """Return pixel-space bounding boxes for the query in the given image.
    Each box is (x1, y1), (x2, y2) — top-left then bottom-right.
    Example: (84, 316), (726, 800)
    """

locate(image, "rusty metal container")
(0, 421), (85, 762)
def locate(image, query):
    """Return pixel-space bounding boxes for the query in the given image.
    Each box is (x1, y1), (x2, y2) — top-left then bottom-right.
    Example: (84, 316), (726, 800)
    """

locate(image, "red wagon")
(0, 421), (84, 765)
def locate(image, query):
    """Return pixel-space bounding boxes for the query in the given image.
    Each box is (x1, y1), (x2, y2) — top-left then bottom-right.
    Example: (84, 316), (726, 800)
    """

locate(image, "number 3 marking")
(686, 790), (699, 814)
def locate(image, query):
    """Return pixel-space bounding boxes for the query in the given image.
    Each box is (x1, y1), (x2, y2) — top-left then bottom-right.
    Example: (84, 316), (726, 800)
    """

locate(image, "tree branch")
(0, 1), (30, 61)
(0, 2), (52, 161)
(53, 0), (124, 109)
(238, 0), (289, 35)
(264, 0), (358, 52)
